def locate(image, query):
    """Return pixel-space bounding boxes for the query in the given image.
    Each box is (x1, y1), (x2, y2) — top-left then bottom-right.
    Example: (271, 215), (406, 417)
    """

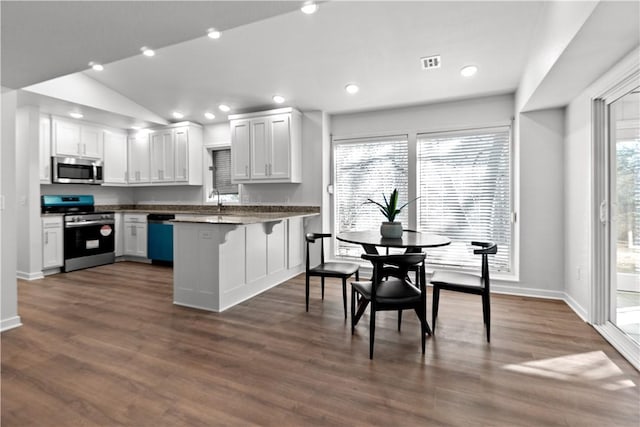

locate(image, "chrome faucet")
(210, 188), (222, 213)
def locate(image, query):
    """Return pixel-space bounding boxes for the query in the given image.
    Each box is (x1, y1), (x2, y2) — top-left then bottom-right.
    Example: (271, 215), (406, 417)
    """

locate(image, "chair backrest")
(471, 241), (497, 290)
(305, 233), (331, 270)
(362, 253), (426, 296)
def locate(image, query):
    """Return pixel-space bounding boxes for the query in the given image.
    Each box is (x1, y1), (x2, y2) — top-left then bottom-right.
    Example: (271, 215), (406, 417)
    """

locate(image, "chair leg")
(397, 310), (403, 331)
(484, 291), (491, 343)
(369, 305), (376, 359)
(321, 277), (325, 300)
(305, 274), (310, 312)
(415, 307), (427, 354)
(342, 278), (347, 319)
(355, 270), (359, 281)
(432, 286), (440, 333)
(351, 287), (356, 335)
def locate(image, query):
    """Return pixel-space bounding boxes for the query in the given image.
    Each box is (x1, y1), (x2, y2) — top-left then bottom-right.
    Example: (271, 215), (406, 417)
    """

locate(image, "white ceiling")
(2, 1), (637, 128)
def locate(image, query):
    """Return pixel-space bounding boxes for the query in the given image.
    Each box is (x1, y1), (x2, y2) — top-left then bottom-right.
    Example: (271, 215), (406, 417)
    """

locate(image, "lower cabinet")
(42, 216), (63, 269)
(123, 214), (148, 258)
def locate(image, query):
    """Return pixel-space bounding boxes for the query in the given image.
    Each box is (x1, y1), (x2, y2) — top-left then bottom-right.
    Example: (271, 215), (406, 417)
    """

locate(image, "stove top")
(41, 195), (96, 214)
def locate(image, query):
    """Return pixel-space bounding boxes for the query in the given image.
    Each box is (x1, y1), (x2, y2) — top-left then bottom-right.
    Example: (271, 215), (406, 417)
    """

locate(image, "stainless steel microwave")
(52, 157), (103, 184)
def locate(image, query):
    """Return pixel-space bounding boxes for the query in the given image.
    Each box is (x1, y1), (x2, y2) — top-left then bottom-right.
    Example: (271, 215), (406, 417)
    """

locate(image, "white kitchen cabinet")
(128, 133), (150, 184)
(150, 128), (174, 182)
(103, 131), (128, 185)
(230, 120), (251, 181)
(123, 214), (148, 258)
(174, 126), (189, 182)
(114, 213), (124, 257)
(42, 216), (63, 269)
(229, 107), (301, 183)
(39, 115), (51, 184)
(52, 117), (103, 160)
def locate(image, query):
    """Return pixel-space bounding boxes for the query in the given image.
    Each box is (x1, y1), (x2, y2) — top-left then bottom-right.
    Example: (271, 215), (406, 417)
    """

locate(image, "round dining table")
(336, 230), (451, 254)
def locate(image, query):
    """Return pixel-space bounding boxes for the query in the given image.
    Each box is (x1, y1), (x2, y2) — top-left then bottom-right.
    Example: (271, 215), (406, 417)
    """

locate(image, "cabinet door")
(53, 118), (81, 156)
(103, 132), (128, 184)
(230, 120), (251, 181)
(135, 224), (148, 257)
(124, 224), (137, 255)
(81, 125), (103, 159)
(42, 217), (63, 269)
(39, 115), (51, 183)
(128, 134), (150, 183)
(114, 213), (124, 257)
(268, 114), (291, 180)
(174, 127), (189, 182)
(151, 130), (174, 182)
(250, 118), (269, 179)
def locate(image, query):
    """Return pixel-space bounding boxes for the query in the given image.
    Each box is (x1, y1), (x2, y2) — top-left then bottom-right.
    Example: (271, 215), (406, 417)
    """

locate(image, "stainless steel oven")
(52, 156), (103, 184)
(64, 212), (115, 272)
(41, 195), (115, 272)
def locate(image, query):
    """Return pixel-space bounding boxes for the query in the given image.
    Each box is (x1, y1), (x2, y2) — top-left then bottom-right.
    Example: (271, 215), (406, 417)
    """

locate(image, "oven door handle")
(65, 220), (115, 228)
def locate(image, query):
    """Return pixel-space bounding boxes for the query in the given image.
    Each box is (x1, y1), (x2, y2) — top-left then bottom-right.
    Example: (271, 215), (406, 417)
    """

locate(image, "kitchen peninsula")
(172, 211), (318, 312)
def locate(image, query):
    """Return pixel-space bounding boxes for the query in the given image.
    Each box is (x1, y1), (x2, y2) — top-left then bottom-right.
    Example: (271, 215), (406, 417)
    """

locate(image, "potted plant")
(366, 189), (418, 238)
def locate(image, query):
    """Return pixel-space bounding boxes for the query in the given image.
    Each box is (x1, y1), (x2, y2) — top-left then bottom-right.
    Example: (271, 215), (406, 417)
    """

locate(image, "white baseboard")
(16, 270), (44, 281)
(491, 283), (565, 300)
(563, 292), (589, 322)
(1, 316), (22, 332)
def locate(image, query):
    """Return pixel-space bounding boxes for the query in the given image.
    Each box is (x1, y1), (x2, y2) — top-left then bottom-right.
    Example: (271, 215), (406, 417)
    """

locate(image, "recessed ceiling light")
(218, 104), (231, 112)
(141, 47), (155, 57)
(207, 28), (221, 39)
(345, 83), (359, 94)
(460, 65), (478, 77)
(88, 61), (104, 71)
(301, 2), (318, 14)
(272, 95), (285, 104)
(69, 112), (83, 119)
(172, 111), (184, 119)
(204, 112), (216, 120)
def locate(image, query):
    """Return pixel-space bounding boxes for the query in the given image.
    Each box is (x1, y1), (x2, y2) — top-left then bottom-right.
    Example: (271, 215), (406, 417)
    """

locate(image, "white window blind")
(212, 149), (238, 195)
(334, 135), (409, 258)
(417, 126), (512, 271)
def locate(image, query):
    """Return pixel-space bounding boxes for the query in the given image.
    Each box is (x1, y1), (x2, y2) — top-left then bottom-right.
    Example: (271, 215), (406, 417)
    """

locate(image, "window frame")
(203, 145), (241, 205)
(330, 123), (517, 279)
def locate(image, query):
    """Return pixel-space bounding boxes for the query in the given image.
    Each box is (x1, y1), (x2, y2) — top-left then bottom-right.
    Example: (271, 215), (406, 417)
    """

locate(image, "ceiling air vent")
(421, 55), (441, 70)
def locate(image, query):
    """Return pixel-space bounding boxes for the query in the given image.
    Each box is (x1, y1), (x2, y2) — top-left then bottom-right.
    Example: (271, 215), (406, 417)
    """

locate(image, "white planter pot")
(380, 221), (403, 238)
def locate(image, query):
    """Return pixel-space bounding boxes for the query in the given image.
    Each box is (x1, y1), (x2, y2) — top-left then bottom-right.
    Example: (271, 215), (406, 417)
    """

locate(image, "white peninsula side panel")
(173, 217), (305, 312)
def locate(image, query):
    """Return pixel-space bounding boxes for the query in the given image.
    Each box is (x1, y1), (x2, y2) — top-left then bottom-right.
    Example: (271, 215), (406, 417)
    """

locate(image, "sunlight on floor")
(503, 351), (636, 390)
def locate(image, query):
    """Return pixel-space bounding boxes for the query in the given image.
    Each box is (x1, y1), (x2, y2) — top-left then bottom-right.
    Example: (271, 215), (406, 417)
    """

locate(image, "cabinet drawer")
(124, 213), (148, 223)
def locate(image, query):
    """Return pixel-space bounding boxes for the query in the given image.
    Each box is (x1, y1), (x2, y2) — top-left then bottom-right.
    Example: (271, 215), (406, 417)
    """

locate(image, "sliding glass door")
(609, 87), (640, 345)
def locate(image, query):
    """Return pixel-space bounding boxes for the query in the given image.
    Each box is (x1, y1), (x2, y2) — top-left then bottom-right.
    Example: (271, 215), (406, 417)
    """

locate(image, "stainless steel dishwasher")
(147, 214), (175, 263)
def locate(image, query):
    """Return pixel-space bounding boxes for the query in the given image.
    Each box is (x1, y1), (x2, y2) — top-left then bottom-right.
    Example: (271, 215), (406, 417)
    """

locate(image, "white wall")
(1, 89), (21, 331)
(331, 93), (567, 297)
(16, 106), (43, 279)
(518, 108), (565, 295)
(41, 184), (135, 205)
(516, 1), (598, 112)
(564, 47), (640, 321)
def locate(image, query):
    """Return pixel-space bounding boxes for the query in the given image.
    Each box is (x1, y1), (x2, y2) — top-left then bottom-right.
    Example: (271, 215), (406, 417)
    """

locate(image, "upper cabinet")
(103, 131), (128, 185)
(229, 107), (301, 184)
(52, 117), (103, 160)
(131, 122), (202, 186)
(128, 132), (151, 184)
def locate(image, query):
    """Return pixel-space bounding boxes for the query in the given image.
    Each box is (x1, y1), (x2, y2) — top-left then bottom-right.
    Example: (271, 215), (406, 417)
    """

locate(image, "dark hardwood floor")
(2, 262), (639, 426)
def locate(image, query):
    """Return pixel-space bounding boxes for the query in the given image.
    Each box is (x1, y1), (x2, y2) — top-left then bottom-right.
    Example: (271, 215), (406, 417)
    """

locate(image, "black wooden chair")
(305, 233), (360, 318)
(351, 253), (428, 359)
(431, 241), (498, 342)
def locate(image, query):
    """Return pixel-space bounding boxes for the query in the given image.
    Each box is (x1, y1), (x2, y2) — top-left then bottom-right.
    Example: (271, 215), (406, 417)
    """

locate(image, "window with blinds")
(416, 126), (512, 271)
(205, 148), (239, 204)
(212, 149), (237, 195)
(334, 135), (409, 258)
